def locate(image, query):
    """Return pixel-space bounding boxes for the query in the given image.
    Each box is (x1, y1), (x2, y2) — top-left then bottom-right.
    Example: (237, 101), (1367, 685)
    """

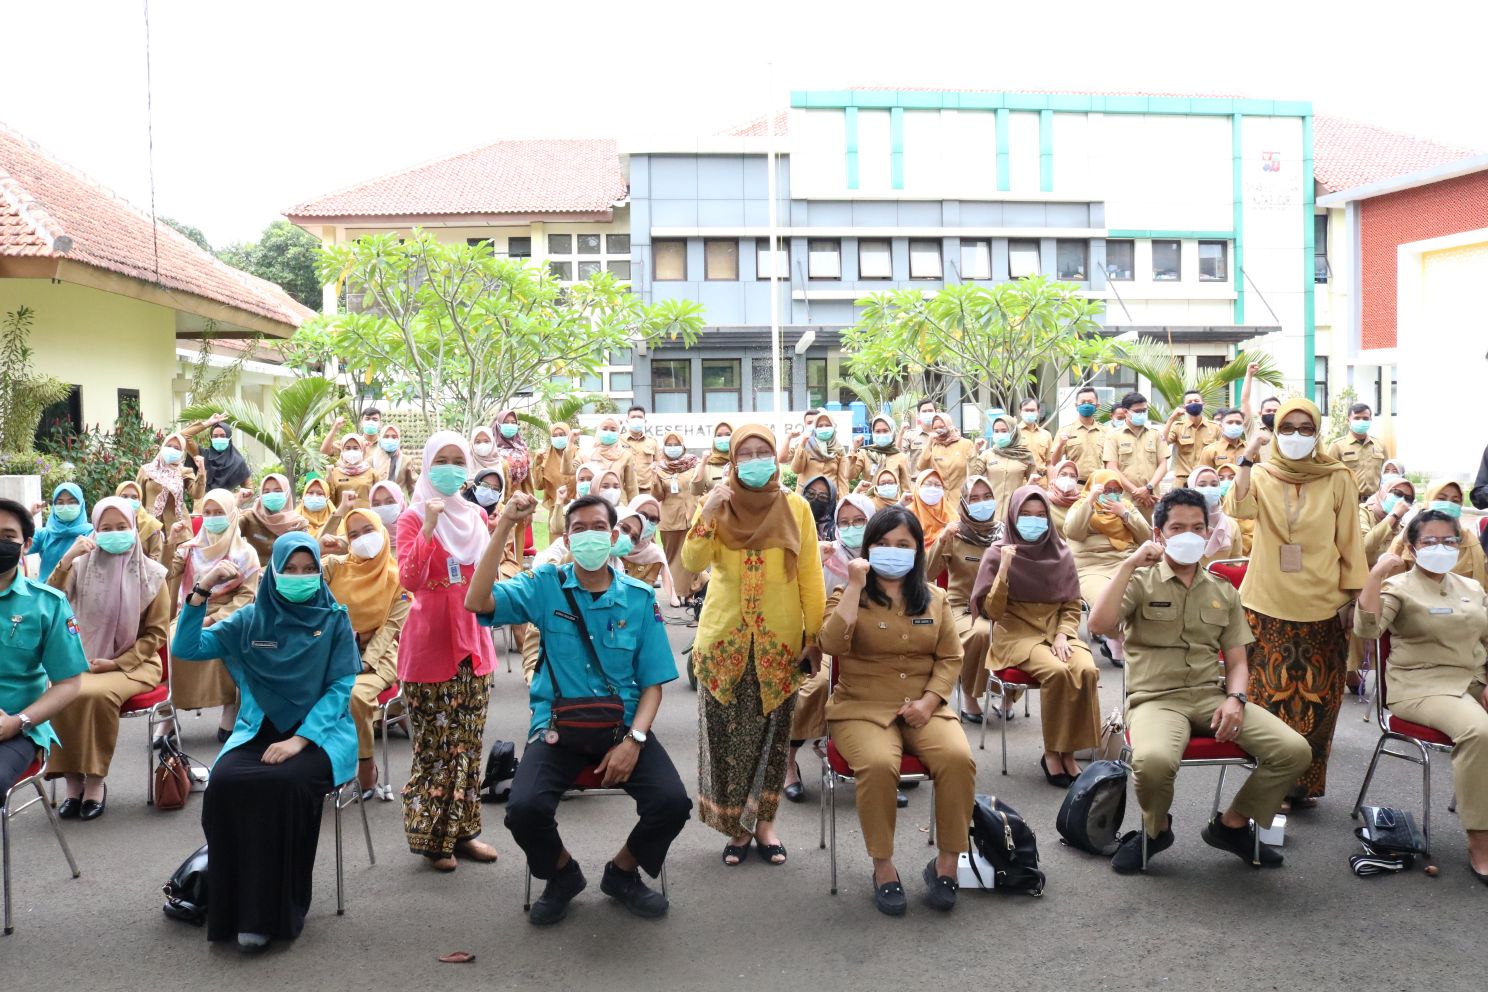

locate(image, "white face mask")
(1163, 531), (1208, 566)
(1054, 476), (1079, 493)
(474, 485), (502, 507)
(342, 449), (363, 465)
(1276, 433), (1317, 460)
(600, 487), (621, 505)
(918, 485), (944, 506)
(628, 419), (646, 434)
(473, 442), (494, 457)
(1415, 544), (1460, 575)
(372, 503), (402, 528)
(350, 532), (385, 560)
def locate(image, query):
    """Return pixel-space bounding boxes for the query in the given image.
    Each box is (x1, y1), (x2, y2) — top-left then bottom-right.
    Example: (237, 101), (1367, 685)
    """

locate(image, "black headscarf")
(201, 424), (251, 492)
(802, 474), (838, 541)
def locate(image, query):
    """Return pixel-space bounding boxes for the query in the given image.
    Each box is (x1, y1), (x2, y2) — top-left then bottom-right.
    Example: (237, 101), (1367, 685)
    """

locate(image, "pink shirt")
(395, 508), (495, 683)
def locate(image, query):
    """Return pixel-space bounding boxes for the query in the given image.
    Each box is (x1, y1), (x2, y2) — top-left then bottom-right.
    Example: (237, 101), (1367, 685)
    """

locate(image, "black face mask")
(1261, 413), (1276, 431)
(0, 540), (21, 574)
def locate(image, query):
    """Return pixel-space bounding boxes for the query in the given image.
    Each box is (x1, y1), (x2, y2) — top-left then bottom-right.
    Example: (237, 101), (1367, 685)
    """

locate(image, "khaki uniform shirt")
(622, 434), (662, 493)
(653, 464), (697, 531)
(981, 569), (1082, 668)
(322, 556), (411, 686)
(851, 447), (912, 493)
(1324, 434), (1386, 501)
(916, 438), (979, 498)
(1165, 418), (1223, 485)
(966, 453), (1033, 523)
(1200, 436), (1247, 472)
(1018, 424), (1054, 477)
(691, 460), (730, 497)
(1054, 421), (1107, 482)
(819, 585), (962, 727)
(926, 529), (989, 613)
(1102, 424), (1168, 489)
(1118, 560), (1254, 701)
(1356, 569), (1488, 704)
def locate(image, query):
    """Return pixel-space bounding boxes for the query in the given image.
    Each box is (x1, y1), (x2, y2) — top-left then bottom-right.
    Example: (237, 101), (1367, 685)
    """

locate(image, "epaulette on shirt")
(614, 570), (654, 594)
(28, 578), (69, 602)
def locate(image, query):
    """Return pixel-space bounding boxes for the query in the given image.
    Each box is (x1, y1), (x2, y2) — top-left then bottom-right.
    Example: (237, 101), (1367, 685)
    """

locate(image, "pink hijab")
(1189, 466), (1236, 558)
(67, 497), (168, 660)
(493, 410), (532, 484)
(411, 430), (491, 565)
(617, 507), (668, 566)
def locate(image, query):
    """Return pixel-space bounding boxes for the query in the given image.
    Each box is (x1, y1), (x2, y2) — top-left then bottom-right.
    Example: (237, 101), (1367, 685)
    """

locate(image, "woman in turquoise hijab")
(171, 531), (359, 952)
(33, 483), (93, 579)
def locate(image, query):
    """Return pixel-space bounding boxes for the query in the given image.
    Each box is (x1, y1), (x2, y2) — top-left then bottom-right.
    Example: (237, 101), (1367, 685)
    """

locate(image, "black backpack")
(1056, 759), (1128, 856)
(968, 795), (1045, 895)
(161, 843), (209, 924)
(480, 740), (518, 803)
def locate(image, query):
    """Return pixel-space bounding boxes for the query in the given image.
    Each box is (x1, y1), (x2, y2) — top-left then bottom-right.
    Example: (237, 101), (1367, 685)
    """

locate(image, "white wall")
(1098, 114), (1232, 232)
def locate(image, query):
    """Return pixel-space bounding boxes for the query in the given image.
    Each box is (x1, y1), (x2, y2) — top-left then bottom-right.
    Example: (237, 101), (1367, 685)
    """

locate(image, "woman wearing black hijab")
(801, 475), (838, 541)
(188, 413), (252, 493)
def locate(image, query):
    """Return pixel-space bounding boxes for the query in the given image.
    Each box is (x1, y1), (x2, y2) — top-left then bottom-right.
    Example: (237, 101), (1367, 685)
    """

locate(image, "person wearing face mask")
(464, 466), (507, 514)
(1213, 464), (1251, 555)
(114, 480), (168, 564)
(136, 431), (206, 537)
(1045, 459), (1082, 534)
(801, 475), (839, 542)
(44, 497), (170, 819)
(165, 490), (263, 743)
(296, 476), (334, 533)
(968, 414), (1034, 523)
(327, 434), (383, 511)
(1103, 393), (1169, 522)
(1187, 466), (1241, 566)
(782, 408), (822, 464)
(1323, 403), (1387, 502)
(375, 425), (419, 497)
(871, 468), (905, 513)
(915, 414), (977, 498)
(591, 416), (640, 503)
(1065, 470), (1152, 668)
(927, 477), (1001, 723)
(368, 480), (407, 555)
(1225, 398), (1367, 809)
(908, 469), (955, 548)
(900, 399), (941, 468)
(1387, 480), (1487, 588)
(238, 472), (310, 564)
(972, 486), (1101, 785)
(1048, 387), (1106, 484)
(534, 422), (578, 540)
(692, 423), (734, 501)
(620, 405), (661, 496)
(1356, 511), (1488, 884)
(171, 532), (360, 950)
(652, 432), (700, 592)
(620, 497), (681, 608)
(684, 424), (825, 868)
(31, 483), (93, 581)
(819, 505), (974, 916)
(1238, 362), (1280, 461)
(325, 508), (410, 801)
(1360, 472), (1414, 566)
(320, 407), (385, 461)
(1088, 489), (1310, 874)
(852, 415), (912, 496)
(1199, 408), (1249, 473)
(591, 467), (626, 509)
(182, 412), (253, 494)
(1016, 398), (1053, 479)
(396, 431), (499, 872)
(791, 413), (850, 495)
(492, 410), (535, 498)
(1163, 390), (1221, 488)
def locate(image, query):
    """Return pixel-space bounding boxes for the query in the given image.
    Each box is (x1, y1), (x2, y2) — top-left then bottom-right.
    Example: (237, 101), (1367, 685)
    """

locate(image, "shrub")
(0, 451), (70, 496)
(36, 407), (165, 509)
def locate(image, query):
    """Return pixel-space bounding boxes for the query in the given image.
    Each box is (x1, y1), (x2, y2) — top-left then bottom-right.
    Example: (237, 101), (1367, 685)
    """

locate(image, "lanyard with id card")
(446, 556), (464, 585)
(1279, 483), (1307, 573)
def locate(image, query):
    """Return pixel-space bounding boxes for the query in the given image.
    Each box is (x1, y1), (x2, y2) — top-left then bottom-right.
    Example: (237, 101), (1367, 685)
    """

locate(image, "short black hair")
(861, 506), (931, 616)
(1350, 403), (1373, 417)
(1154, 488), (1210, 531)
(627, 404), (647, 417)
(564, 494), (616, 531)
(1406, 509), (1457, 547)
(1183, 389), (1203, 402)
(917, 398), (936, 411)
(1119, 392), (1147, 410)
(362, 407), (382, 418)
(1020, 397), (1040, 409)
(804, 408), (821, 419)
(1260, 396), (1281, 408)
(1075, 386), (1099, 402)
(0, 497), (35, 542)
(1217, 407), (1241, 419)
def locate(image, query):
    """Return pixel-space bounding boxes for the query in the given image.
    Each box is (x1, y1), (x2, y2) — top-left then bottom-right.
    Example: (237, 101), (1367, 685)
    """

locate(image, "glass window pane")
(608, 347), (633, 366)
(607, 259), (631, 279)
(577, 260), (601, 279)
(859, 239), (892, 279)
(1198, 241), (1227, 281)
(466, 237), (489, 248)
(549, 261), (572, 280)
(751, 357), (792, 409)
(607, 234), (631, 254)
(652, 360), (689, 389)
(1008, 239), (1040, 278)
(756, 238), (789, 279)
(609, 372), (633, 392)
(548, 234), (572, 255)
(704, 240), (739, 280)
(960, 239), (991, 280)
(579, 373), (602, 391)
(704, 392), (741, 414)
(909, 240), (942, 279)
(1056, 240), (1088, 280)
(507, 237), (531, 258)
(1105, 240), (1134, 280)
(576, 234), (601, 255)
(654, 241), (687, 280)
(808, 240), (841, 279)
(654, 392), (689, 413)
(1152, 240), (1181, 281)
(702, 360), (739, 388)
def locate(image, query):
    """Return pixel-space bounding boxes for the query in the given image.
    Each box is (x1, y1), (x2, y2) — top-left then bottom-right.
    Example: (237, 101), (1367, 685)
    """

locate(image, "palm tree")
(1111, 343), (1285, 420)
(515, 392), (615, 440)
(179, 376), (349, 484)
(833, 374), (921, 428)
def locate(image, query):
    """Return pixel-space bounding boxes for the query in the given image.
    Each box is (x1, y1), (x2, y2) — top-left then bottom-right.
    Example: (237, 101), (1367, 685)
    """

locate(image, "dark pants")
(505, 736), (691, 880)
(0, 736), (38, 796)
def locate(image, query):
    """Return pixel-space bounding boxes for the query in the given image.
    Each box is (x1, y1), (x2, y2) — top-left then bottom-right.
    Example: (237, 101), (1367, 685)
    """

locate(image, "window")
(548, 234), (572, 255)
(466, 237), (490, 248)
(756, 237), (789, 279)
(808, 239), (841, 279)
(751, 357), (793, 411)
(548, 261), (572, 280)
(652, 359), (691, 412)
(1314, 214), (1330, 283)
(607, 259), (631, 279)
(507, 237), (531, 259)
(806, 358), (828, 408)
(1152, 240), (1181, 281)
(608, 347), (633, 366)
(909, 240), (942, 280)
(1089, 365), (1136, 398)
(1056, 240), (1088, 281)
(1313, 356), (1329, 413)
(609, 372), (633, 392)
(577, 260), (602, 280)
(1198, 241), (1228, 282)
(1008, 239), (1041, 279)
(1196, 355), (1227, 373)
(960, 239), (991, 280)
(117, 388), (141, 419)
(1390, 370), (1397, 414)
(579, 373), (603, 392)
(704, 240), (739, 280)
(653, 240), (687, 280)
(858, 239), (892, 280)
(1105, 240), (1134, 281)
(576, 234), (601, 255)
(607, 234), (630, 255)
(702, 359), (742, 412)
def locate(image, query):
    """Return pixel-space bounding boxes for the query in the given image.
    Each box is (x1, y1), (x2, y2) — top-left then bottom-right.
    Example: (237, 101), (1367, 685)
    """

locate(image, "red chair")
(125, 646), (176, 805)
(3, 752), (80, 935)
(520, 764), (669, 912)
(1206, 558), (1247, 591)
(814, 662), (936, 895)
(979, 667), (1037, 772)
(376, 683), (409, 797)
(190, 514), (202, 536)
(1351, 634), (1453, 858)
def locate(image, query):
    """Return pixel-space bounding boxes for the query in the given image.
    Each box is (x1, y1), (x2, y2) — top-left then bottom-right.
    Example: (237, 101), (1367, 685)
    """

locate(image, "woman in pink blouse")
(396, 431), (498, 872)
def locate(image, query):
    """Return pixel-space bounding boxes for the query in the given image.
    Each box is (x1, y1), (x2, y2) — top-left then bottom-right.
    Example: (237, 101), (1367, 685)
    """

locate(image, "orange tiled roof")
(1313, 115), (1480, 193)
(286, 138), (628, 219)
(0, 123), (313, 328)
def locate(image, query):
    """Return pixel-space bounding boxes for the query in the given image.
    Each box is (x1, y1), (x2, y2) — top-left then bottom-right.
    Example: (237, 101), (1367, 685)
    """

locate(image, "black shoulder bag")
(536, 586), (626, 757)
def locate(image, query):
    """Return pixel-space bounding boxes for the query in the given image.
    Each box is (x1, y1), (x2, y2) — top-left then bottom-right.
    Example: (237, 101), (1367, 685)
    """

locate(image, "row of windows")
(466, 234), (631, 257)
(648, 356), (852, 413)
(1105, 239), (1229, 283)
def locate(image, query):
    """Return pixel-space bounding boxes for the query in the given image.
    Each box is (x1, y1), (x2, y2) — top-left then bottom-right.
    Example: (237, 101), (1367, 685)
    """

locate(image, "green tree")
(183, 319), (259, 408)
(307, 231), (704, 435)
(218, 220), (323, 309)
(178, 376), (348, 484)
(0, 306), (70, 451)
(1110, 341), (1285, 420)
(842, 276), (1111, 420)
(161, 217), (211, 252)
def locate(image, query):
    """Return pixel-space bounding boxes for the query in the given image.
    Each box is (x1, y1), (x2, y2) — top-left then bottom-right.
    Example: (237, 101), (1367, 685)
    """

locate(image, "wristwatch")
(1143, 483), (1154, 493)
(1236, 457), (1255, 468)
(1228, 692), (1249, 705)
(191, 585), (212, 601)
(17, 712), (34, 736)
(626, 728), (648, 747)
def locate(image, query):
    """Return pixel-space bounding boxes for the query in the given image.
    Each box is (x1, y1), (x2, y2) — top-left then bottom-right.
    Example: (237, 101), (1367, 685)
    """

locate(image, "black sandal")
(722, 843), (750, 866)
(755, 839), (787, 865)
(873, 874), (907, 916)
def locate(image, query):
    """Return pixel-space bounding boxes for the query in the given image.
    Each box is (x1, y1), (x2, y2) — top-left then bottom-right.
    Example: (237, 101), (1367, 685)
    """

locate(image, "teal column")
(890, 108), (904, 189)
(1039, 110), (1053, 192)
(844, 107), (859, 189)
(1302, 113), (1316, 398)
(996, 108), (1010, 192)
(1231, 114), (1246, 325)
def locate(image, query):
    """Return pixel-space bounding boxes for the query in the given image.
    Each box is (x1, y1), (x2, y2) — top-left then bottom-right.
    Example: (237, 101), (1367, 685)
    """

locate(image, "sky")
(6, 0), (1486, 248)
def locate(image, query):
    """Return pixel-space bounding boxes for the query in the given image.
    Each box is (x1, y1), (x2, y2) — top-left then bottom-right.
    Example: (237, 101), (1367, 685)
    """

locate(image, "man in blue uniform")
(467, 492), (689, 926)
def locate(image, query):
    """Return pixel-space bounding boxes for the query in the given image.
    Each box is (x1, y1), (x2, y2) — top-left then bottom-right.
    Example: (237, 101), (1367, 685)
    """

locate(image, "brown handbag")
(153, 738), (193, 811)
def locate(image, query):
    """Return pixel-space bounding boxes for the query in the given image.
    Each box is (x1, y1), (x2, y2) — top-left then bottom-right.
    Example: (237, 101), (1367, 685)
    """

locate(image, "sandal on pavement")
(755, 839), (788, 866)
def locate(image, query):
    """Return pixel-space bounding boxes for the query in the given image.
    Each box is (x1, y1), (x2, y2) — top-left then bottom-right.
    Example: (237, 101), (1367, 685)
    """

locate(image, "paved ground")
(4, 607), (1482, 991)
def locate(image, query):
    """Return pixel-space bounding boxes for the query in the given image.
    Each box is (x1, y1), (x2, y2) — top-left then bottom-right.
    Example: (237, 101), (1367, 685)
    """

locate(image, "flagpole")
(766, 63), (784, 444)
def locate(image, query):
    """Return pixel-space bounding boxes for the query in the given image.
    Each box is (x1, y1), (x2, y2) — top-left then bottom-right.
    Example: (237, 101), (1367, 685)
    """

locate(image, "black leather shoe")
(959, 710), (984, 725)
(896, 790), (909, 808)
(1201, 814), (1283, 867)
(1040, 757), (1074, 789)
(600, 861), (668, 918)
(56, 797), (82, 819)
(922, 859), (958, 911)
(217, 728), (231, 744)
(783, 761), (805, 803)
(79, 784), (107, 822)
(872, 874), (907, 916)
(1111, 819), (1175, 874)
(528, 860), (586, 926)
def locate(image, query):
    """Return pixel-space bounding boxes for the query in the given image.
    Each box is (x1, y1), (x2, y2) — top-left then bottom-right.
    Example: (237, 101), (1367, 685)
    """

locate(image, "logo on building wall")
(1260, 151), (1282, 173)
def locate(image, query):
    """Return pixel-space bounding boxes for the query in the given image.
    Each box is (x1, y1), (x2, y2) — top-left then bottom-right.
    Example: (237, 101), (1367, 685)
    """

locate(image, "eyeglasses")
(1275, 424), (1317, 437)
(1417, 536), (1462, 548)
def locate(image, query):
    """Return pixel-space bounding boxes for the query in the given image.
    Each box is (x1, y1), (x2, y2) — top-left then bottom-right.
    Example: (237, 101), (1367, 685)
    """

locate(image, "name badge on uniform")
(446, 556), (463, 584)
(912, 618), (934, 625)
(1429, 607), (1454, 615)
(964, 556), (981, 563)
(252, 640), (278, 649)
(1148, 601), (1172, 608)
(1279, 544), (1303, 573)
(554, 609), (578, 623)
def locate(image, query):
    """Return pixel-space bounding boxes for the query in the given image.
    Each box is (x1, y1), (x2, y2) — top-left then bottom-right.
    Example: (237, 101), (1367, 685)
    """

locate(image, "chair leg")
(927, 780), (936, 847)
(1211, 765), (1229, 819)
(334, 788), (346, 916)
(980, 680), (990, 751)
(2, 807), (11, 935)
(1000, 697), (1009, 775)
(659, 862), (668, 897)
(818, 759), (827, 850)
(34, 778), (79, 879)
(379, 706), (390, 797)
(523, 863), (533, 912)
(354, 783), (375, 865)
(828, 775), (838, 896)
(1420, 746), (1432, 860)
(1351, 735), (1391, 820)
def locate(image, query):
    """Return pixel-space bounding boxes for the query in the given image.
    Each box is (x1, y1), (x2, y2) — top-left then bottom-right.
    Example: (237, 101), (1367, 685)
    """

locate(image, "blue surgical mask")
(735, 457), (777, 489)
(211, 437), (230, 452)
(576, 480), (592, 497)
(991, 432), (1012, 449)
(598, 429), (619, 446)
(872, 432), (892, 447)
(95, 530), (137, 555)
(1430, 500), (1462, 519)
(274, 572), (321, 603)
(380, 437), (400, 453)
(160, 447), (183, 465)
(1076, 402), (1098, 418)
(474, 485), (502, 507)
(1184, 402), (1205, 417)
(127, 498), (141, 512)
(428, 464), (468, 496)
(1129, 411), (1148, 427)
(965, 499), (996, 522)
(261, 492), (288, 513)
(1021, 412), (1039, 425)
(499, 423), (520, 439)
(1350, 419), (1371, 436)
(303, 495), (328, 512)
(714, 436), (731, 453)
(868, 545), (916, 578)
(1382, 494), (1404, 515)
(1222, 423), (1245, 440)
(203, 515), (229, 534)
(52, 503), (81, 523)
(551, 436), (569, 450)
(1195, 486), (1222, 507)
(876, 483), (899, 500)
(838, 524), (865, 549)
(1219, 479), (1234, 496)
(664, 445), (684, 460)
(641, 519), (658, 541)
(814, 426), (835, 442)
(569, 530), (613, 571)
(610, 534), (635, 558)
(1014, 516), (1049, 541)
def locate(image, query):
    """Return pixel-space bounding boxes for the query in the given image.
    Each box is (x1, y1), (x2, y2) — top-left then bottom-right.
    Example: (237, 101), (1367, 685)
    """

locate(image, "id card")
(1279, 544), (1303, 573)
(446, 556), (463, 584)
(670, 478), (679, 494)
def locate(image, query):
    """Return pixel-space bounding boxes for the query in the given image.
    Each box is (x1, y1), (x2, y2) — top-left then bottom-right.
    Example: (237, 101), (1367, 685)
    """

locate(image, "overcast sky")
(6, 0), (1485, 247)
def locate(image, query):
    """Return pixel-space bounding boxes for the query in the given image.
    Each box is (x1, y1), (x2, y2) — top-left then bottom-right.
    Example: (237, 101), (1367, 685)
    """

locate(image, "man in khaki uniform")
(1049, 386), (1107, 483)
(1163, 390), (1222, 488)
(1324, 403), (1387, 502)
(1200, 408), (1248, 472)
(1102, 392), (1169, 522)
(1016, 398), (1054, 479)
(1089, 488), (1311, 874)
(621, 404), (663, 496)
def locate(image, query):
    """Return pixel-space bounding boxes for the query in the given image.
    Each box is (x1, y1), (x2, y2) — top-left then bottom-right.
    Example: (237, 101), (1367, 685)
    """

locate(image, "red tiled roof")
(286, 138), (628, 219)
(719, 112), (790, 137)
(0, 123), (313, 329)
(1313, 115), (1480, 193)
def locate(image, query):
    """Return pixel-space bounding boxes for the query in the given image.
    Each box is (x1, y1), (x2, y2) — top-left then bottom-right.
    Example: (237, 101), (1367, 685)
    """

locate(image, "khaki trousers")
(350, 669), (395, 761)
(1127, 685), (1311, 837)
(1017, 643), (1101, 754)
(1390, 679), (1488, 830)
(790, 665), (830, 743)
(46, 670), (152, 778)
(828, 715), (975, 859)
(954, 612), (994, 701)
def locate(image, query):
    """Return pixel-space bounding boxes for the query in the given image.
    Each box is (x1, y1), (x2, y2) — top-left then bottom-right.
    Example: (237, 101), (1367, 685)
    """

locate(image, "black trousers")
(0, 736), (38, 795)
(505, 736), (691, 880)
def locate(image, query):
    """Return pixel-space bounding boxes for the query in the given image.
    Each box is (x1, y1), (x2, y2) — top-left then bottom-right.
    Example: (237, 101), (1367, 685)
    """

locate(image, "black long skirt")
(201, 721), (334, 942)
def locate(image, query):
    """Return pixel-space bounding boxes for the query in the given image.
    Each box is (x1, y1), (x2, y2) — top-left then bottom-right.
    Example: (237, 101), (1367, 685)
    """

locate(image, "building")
(0, 122), (311, 436)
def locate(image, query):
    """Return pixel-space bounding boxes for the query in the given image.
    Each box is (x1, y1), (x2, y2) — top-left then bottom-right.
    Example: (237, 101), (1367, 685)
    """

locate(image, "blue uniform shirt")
(0, 575), (89, 750)
(480, 563), (678, 740)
